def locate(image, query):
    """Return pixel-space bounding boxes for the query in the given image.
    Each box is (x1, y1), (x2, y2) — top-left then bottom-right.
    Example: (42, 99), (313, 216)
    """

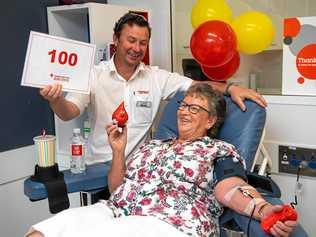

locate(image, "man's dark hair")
(114, 12), (151, 38)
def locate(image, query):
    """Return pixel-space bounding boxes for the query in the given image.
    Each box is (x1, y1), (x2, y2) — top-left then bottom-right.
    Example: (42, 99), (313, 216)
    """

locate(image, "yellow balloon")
(191, 0), (232, 28)
(232, 11), (275, 54)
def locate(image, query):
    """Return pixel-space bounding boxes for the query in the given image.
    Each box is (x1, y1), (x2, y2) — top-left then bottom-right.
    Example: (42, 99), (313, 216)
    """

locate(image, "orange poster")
(282, 17), (316, 96)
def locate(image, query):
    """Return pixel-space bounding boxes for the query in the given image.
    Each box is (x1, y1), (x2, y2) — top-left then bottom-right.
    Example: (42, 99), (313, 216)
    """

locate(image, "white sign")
(21, 31), (96, 94)
(282, 17), (316, 96)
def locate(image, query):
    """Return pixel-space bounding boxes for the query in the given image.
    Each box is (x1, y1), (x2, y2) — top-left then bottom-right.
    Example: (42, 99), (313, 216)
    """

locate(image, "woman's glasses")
(177, 101), (211, 115)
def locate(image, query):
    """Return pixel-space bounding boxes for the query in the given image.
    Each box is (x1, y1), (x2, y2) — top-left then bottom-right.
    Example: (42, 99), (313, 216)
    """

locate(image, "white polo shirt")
(66, 57), (192, 164)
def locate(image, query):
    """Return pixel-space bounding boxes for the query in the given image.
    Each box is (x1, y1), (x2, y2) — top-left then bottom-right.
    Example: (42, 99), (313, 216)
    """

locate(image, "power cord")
(237, 187), (255, 237)
(247, 203), (256, 237)
(290, 165), (302, 208)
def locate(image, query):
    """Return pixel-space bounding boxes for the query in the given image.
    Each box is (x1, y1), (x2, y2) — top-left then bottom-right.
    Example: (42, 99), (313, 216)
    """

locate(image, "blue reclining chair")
(24, 92), (308, 236)
(153, 91), (308, 237)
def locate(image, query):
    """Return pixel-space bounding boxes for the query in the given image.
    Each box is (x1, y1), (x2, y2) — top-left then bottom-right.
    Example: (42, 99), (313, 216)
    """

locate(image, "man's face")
(114, 23), (150, 67)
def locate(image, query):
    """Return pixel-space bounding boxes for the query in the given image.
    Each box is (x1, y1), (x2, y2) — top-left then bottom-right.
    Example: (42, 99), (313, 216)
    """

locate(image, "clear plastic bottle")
(70, 128), (86, 174)
(83, 120), (91, 140)
(83, 120), (91, 162)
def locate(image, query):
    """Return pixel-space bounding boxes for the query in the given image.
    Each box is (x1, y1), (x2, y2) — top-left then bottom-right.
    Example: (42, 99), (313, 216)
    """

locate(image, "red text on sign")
(48, 49), (78, 67)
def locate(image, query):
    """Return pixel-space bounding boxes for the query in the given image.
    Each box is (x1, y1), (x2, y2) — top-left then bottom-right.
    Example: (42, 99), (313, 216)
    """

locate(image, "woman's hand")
(229, 84), (267, 111)
(261, 204), (297, 237)
(106, 123), (127, 193)
(106, 123), (127, 154)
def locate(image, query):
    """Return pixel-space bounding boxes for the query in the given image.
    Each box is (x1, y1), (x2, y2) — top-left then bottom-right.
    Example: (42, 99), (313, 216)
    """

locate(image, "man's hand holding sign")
(21, 31), (96, 94)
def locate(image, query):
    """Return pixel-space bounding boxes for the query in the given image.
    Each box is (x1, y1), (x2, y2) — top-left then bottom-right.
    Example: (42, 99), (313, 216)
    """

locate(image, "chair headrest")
(153, 91), (266, 170)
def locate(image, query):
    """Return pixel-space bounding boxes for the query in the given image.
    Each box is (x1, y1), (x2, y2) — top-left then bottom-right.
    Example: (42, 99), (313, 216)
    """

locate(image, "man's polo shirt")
(66, 58), (192, 163)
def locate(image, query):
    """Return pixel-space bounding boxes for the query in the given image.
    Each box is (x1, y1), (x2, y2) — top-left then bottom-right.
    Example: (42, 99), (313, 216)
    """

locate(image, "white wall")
(263, 95), (316, 236)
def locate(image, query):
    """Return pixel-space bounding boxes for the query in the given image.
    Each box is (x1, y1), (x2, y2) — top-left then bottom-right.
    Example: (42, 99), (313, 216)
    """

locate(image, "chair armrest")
(246, 171), (281, 198)
(24, 163), (111, 201)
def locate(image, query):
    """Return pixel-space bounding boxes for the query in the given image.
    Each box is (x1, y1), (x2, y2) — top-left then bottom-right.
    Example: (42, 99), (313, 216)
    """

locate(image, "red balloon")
(190, 20), (237, 68)
(201, 51), (240, 81)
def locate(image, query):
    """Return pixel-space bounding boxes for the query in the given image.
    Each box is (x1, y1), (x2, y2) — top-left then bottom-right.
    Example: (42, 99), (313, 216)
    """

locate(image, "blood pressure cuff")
(31, 164), (70, 214)
(213, 156), (247, 184)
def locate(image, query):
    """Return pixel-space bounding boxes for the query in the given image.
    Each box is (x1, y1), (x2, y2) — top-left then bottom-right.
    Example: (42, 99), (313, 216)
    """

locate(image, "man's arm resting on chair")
(214, 176), (297, 236)
(192, 80), (267, 111)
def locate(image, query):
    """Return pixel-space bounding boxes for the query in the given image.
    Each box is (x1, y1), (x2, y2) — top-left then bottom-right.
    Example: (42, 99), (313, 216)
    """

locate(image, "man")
(40, 13), (267, 164)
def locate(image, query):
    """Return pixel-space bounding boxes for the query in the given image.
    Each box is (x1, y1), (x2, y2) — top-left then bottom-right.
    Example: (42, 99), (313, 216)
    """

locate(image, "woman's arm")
(214, 177), (297, 236)
(106, 124), (127, 193)
(214, 176), (268, 219)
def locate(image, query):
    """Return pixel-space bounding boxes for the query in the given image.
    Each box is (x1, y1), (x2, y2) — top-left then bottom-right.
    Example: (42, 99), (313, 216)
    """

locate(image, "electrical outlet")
(279, 145), (316, 177)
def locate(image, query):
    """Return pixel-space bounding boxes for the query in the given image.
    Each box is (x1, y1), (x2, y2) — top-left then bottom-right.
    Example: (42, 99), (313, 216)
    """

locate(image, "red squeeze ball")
(112, 102), (128, 127)
(261, 205), (298, 234)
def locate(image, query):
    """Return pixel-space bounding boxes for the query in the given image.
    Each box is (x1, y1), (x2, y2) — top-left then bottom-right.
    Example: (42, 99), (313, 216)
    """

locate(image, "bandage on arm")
(214, 176), (269, 220)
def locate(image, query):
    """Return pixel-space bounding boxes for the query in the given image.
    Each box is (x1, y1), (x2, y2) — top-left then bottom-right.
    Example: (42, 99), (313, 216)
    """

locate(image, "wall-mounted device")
(279, 145), (316, 177)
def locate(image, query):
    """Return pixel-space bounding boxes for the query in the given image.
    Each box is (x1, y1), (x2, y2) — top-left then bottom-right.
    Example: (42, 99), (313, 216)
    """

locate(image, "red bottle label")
(71, 144), (83, 156)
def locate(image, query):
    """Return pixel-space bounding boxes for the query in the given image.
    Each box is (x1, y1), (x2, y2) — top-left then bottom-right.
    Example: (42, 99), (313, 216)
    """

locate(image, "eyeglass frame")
(177, 100), (212, 115)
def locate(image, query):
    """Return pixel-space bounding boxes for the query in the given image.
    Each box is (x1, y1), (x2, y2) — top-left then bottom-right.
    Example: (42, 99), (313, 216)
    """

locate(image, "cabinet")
(47, 3), (148, 156)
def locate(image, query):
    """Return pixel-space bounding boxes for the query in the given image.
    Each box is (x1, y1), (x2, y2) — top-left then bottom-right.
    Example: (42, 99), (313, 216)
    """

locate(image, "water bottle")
(83, 119), (91, 161)
(70, 128), (86, 174)
(83, 120), (91, 140)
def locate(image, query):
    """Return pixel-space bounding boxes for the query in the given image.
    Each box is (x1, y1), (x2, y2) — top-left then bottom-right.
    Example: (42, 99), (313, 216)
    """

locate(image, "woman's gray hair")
(184, 83), (226, 138)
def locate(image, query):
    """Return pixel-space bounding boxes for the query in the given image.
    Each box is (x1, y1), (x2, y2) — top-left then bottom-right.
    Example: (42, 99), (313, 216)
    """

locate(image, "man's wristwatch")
(224, 82), (235, 96)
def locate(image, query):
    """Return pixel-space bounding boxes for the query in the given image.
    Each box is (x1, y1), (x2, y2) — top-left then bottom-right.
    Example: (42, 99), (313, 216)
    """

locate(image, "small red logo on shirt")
(137, 90), (149, 94)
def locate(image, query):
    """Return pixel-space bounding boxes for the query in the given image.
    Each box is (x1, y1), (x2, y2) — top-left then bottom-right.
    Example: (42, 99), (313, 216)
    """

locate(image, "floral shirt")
(106, 136), (244, 237)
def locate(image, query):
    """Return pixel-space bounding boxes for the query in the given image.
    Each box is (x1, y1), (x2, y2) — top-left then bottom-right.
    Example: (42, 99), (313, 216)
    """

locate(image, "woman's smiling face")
(177, 94), (216, 141)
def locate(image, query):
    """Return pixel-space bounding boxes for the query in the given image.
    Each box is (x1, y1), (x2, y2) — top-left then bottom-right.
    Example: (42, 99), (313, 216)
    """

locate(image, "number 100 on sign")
(21, 31), (96, 94)
(48, 49), (78, 66)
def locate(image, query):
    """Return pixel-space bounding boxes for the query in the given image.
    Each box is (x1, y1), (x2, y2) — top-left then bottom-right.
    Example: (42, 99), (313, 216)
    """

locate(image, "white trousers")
(27, 203), (186, 237)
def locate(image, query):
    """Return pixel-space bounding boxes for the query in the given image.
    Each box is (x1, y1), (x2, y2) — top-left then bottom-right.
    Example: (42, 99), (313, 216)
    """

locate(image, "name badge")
(136, 101), (152, 108)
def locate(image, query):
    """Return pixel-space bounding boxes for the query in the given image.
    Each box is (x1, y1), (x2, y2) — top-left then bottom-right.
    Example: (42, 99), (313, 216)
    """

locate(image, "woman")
(27, 83), (296, 237)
